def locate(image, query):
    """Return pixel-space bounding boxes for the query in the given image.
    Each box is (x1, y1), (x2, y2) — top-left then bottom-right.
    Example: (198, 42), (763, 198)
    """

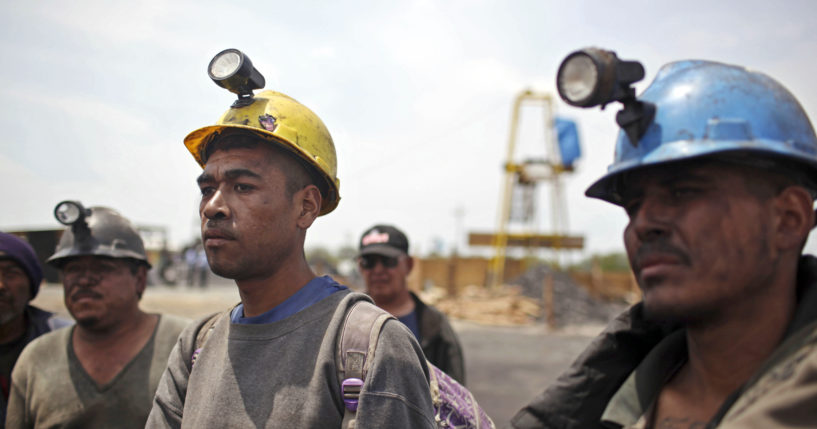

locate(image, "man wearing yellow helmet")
(146, 51), (435, 428)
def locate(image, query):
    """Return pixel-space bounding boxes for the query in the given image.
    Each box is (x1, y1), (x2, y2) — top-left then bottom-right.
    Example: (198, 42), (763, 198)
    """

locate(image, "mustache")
(631, 241), (692, 271)
(70, 289), (103, 301)
(203, 220), (236, 238)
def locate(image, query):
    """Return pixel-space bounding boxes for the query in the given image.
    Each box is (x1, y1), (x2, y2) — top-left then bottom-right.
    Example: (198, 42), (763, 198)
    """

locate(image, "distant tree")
(306, 246), (338, 267)
(570, 252), (630, 273)
(337, 245), (357, 261)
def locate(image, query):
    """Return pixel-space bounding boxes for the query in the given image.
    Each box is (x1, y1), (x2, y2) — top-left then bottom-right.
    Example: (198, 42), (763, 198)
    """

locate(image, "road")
(453, 320), (598, 427)
(32, 283), (603, 428)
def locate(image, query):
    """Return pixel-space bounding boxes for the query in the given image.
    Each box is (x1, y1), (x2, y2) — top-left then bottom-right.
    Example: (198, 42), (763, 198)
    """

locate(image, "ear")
(405, 255), (414, 274)
(772, 186), (815, 251)
(295, 184), (322, 229)
(135, 265), (148, 300)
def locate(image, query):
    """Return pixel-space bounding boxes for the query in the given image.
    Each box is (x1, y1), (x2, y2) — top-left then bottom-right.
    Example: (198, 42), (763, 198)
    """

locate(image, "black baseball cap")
(358, 225), (409, 258)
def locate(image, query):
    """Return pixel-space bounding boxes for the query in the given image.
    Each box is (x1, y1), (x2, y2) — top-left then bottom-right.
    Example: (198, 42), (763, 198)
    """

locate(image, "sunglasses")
(358, 254), (400, 269)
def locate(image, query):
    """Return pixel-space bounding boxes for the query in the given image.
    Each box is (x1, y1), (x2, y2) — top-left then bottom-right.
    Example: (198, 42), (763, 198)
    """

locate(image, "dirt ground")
(32, 282), (604, 427)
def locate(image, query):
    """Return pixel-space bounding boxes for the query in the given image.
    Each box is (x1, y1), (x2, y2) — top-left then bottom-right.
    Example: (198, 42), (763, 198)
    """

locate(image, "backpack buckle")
(342, 378), (364, 411)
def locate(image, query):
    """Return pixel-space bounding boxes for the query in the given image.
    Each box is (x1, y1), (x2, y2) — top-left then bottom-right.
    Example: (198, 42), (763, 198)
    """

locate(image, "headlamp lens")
(210, 51), (242, 79)
(558, 54), (599, 105)
(55, 201), (82, 225)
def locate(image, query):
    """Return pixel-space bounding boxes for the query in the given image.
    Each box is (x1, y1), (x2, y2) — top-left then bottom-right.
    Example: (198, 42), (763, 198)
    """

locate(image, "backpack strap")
(338, 301), (394, 429)
(191, 310), (227, 368)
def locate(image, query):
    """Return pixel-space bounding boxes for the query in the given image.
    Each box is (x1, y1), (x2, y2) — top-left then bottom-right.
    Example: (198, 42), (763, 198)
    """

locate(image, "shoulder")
(25, 304), (54, 321)
(410, 292), (457, 337)
(724, 320), (817, 422)
(20, 326), (70, 353)
(330, 290), (372, 316)
(166, 310), (227, 354)
(410, 292), (444, 320)
(157, 313), (194, 334)
(13, 328), (71, 375)
(26, 305), (73, 333)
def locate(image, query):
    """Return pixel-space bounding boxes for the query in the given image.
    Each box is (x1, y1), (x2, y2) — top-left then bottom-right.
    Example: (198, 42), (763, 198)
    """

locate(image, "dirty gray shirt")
(146, 291), (436, 429)
(6, 314), (190, 429)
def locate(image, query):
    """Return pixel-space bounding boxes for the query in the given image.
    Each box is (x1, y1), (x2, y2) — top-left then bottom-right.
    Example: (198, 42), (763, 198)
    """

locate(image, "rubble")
(511, 265), (627, 327)
(428, 286), (541, 326)
(425, 265), (627, 328)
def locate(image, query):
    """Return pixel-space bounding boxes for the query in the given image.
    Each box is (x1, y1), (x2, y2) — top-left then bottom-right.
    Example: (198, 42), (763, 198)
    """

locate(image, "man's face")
(0, 259), (31, 326)
(621, 162), (778, 324)
(359, 253), (411, 306)
(197, 145), (303, 281)
(62, 256), (145, 329)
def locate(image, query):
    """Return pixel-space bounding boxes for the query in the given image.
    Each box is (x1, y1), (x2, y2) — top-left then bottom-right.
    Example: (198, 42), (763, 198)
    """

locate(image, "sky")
(2, 0), (817, 260)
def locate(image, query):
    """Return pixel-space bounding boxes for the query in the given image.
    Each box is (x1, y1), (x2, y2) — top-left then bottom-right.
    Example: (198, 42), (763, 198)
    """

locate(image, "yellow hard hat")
(184, 90), (340, 215)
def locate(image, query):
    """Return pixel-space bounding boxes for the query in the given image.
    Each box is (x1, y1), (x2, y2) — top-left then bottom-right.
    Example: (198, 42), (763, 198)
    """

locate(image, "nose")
(628, 196), (672, 243)
(202, 189), (230, 221)
(70, 266), (101, 286)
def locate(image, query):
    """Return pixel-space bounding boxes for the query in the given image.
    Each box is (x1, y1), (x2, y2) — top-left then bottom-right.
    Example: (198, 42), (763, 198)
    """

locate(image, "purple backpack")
(339, 301), (495, 429)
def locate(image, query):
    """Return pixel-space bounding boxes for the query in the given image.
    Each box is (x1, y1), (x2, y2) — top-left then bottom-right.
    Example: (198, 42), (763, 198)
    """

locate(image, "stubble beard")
(74, 315), (103, 330)
(0, 297), (26, 325)
(642, 298), (720, 327)
(207, 250), (273, 281)
(0, 309), (19, 325)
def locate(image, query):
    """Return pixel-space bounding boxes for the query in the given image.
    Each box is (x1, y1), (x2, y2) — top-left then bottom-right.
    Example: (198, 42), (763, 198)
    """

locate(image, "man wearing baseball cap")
(358, 224), (466, 384)
(0, 232), (71, 424)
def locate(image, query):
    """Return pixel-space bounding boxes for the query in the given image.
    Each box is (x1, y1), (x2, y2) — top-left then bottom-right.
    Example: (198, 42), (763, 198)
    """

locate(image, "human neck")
(0, 313), (27, 345)
(685, 274), (797, 397)
(376, 292), (415, 318)
(74, 309), (153, 345)
(235, 257), (316, 318)
(660, 280), (796, 421)
(72, 308), (158, 387)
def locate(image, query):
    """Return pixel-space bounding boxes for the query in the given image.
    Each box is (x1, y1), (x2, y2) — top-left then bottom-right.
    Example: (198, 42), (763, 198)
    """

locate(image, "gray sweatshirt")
(146, 290), (436, 428)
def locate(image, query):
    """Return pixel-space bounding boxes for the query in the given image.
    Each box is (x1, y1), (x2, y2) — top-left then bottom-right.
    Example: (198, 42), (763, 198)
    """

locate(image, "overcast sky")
(2, 0), (817, 260)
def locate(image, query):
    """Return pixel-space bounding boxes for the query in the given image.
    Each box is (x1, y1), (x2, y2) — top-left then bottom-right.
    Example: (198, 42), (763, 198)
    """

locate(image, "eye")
(63, 264), (82, 276)
(623, 198), (642, 218)
(1, 267), (25, 279)
(234, 183), (255, 193)
(670, 187), (699, 199)
(91, 262), (114, 272)
(200, 186), (215, 197)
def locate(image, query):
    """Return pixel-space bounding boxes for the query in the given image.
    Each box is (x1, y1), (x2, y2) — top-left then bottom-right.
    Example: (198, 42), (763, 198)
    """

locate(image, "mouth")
(367, 278), (392, 288)
(70, 290), (102, 303)
(634, 252), (687, 284)
(203, 228), (235, 246)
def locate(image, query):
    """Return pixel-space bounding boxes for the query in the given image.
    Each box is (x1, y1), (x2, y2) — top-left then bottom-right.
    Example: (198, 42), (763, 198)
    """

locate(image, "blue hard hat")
(586, 60), (817, 205)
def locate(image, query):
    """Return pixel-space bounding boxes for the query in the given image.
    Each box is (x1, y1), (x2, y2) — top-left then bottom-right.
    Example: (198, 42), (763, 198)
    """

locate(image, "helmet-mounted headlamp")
(208, 48), (266, 107)
(556, 48), (655, 146)
(54, 200), (92, 243)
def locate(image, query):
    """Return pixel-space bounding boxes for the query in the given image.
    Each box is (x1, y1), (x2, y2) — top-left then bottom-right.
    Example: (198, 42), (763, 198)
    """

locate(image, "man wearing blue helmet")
(512, 52), (817, 428)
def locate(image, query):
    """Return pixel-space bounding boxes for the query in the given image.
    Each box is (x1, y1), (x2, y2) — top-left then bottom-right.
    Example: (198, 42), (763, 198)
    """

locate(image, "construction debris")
(423, 264), (628, 328)
(428, 286), (541, 326)
(512, 265), (627, 327)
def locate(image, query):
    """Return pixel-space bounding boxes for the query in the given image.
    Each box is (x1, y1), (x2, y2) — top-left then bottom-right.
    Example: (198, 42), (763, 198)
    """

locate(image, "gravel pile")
(509, 265), (627, 327)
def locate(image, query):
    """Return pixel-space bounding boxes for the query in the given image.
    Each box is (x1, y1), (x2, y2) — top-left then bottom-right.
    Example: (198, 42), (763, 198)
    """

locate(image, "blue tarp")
(555, 117), (581, 168)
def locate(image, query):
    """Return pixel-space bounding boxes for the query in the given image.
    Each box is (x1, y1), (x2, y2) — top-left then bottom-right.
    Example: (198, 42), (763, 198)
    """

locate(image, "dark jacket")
(510, 255), (817, 429)
(1, 305), (72, 426)
(411, 292), (466, 385)
(25, 306), (72, 340)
